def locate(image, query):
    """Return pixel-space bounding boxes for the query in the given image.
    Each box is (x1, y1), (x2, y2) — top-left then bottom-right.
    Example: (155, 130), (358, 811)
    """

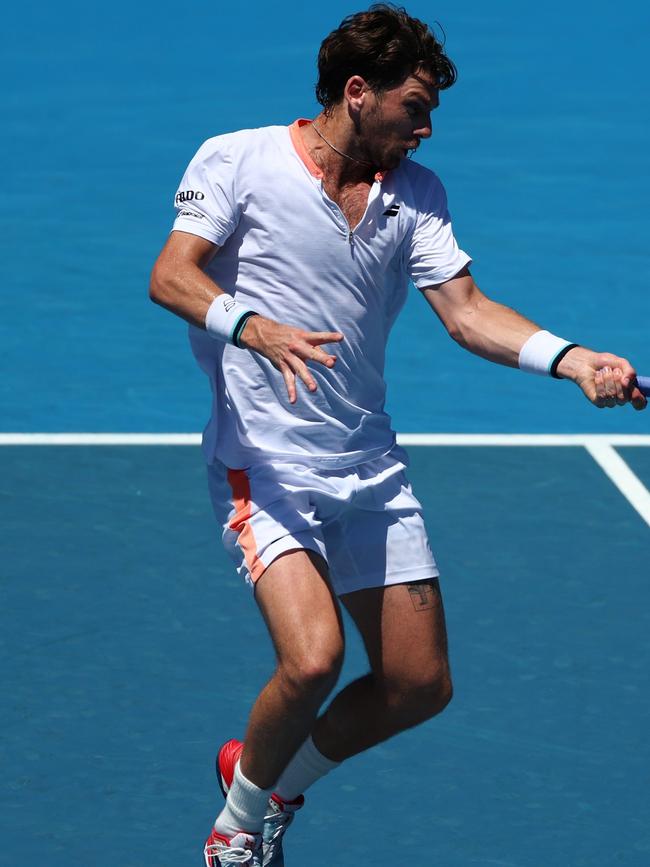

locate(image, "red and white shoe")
(204, 827), (263, 866)
(216, 739), (304, 867)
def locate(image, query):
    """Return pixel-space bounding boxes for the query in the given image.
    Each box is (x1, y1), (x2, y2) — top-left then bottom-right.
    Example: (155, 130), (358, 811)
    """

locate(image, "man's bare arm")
(149, 231), (344, 403)
(149, 231), (222, 327)
(422, 267), (646, 410)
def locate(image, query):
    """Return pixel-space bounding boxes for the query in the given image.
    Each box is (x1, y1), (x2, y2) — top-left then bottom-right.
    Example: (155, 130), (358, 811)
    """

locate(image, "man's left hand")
(556, 347), (647, 410)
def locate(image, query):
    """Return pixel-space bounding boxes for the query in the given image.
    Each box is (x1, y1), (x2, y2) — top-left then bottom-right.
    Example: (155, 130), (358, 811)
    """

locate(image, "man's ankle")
(214, 760), (274, 838)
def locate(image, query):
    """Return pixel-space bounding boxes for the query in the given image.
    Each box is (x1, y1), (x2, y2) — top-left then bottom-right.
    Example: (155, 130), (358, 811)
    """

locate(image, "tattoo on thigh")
(407, 581), (437, 611)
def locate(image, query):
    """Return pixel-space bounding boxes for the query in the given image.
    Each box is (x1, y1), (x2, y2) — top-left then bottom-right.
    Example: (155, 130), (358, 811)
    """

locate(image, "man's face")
(359, 71), (439, 170)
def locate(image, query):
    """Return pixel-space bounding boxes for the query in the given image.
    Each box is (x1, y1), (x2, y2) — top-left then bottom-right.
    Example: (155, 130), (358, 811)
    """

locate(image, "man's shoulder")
(196, 124), (289, 159)
(393, 157), (443, 190)
(390, 158), (448, 212)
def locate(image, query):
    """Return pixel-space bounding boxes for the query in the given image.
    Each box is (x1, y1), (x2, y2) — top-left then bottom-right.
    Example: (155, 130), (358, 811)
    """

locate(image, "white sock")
(274, 735), (340, 802)
(214, 761), (274, 838)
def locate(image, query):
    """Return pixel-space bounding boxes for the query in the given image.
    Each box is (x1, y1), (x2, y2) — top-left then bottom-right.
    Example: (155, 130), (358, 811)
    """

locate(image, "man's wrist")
(553, 345), (590, 381)
(236, 311), (264, 349)
(231, 311), (259, 348)
(205, 294), (259, 347)
(518, 330), (579, 377)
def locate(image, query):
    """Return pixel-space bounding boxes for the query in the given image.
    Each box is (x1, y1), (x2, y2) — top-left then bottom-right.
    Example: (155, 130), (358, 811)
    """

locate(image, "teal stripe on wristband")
(231, 311), (258, 348)
(549, 343), (579, 378)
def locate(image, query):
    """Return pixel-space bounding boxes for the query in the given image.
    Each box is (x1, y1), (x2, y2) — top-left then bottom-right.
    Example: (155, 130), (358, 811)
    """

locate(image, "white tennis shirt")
(172, 120), (471, 469)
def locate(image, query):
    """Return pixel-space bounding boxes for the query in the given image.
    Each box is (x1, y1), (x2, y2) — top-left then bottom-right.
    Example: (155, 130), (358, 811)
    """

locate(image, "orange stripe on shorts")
(226, 469), (266, 582)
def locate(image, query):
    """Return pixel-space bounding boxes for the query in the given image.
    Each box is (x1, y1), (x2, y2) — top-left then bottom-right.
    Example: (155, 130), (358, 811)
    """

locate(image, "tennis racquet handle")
(636, 375), (650, 397)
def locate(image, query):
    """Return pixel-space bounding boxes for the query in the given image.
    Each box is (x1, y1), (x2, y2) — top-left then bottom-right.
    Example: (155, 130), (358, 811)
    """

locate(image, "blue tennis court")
(3, 0), (650, 864)
(2, 438), (649, 865)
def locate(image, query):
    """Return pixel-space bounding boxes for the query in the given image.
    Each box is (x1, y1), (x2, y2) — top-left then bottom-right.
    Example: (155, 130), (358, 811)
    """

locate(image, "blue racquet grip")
(636, 375), (650, 397)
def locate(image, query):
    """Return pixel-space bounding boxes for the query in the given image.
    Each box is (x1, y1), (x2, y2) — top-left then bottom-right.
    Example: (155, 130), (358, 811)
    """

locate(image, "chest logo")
(383, 204), (400, 217)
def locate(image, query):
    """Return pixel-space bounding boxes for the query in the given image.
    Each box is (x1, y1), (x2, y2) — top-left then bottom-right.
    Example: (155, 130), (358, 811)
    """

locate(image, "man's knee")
(277, 639), (344, 703)
(384, 665), (453, 727)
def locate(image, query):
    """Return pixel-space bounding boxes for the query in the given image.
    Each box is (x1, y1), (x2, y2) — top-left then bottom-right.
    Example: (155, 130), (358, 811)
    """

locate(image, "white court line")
(1, 433), (650, 446)
(2, 432), (648, 528)
(583, 440), (650, 528)
(398, 433), (650, 447)
(0, 433), (202, 446)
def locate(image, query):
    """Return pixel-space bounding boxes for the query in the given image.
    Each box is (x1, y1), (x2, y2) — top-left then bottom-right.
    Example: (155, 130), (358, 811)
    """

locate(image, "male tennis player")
(150, 5), (646, 865)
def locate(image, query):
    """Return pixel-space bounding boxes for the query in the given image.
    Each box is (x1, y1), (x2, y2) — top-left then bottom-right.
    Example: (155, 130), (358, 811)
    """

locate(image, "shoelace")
(263, 805), (294, 844)
(204, 841), (254, 865)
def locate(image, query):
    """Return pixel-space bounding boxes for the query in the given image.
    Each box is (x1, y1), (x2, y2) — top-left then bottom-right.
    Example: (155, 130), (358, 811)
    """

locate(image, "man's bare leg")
(237, 549), (345, 788)
(311, 578), (452, 762)
(225, 573), (449, 817)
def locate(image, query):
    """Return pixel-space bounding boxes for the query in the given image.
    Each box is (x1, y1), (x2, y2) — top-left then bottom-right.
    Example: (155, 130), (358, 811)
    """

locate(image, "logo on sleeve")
(178, 209), (204, 219)
(175, 190), (206, 204)
(383, 204), (400, 217)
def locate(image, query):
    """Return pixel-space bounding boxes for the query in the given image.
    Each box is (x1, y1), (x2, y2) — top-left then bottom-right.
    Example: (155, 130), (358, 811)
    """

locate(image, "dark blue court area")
(2, 443), (649, 866)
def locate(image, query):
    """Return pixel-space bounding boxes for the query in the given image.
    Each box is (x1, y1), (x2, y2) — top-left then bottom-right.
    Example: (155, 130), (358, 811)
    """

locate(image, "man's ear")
(344, 75), (371, 112)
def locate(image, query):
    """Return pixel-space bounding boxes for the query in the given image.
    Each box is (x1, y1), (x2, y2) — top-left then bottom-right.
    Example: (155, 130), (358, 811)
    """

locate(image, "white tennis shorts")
(206, 446), (438, 596)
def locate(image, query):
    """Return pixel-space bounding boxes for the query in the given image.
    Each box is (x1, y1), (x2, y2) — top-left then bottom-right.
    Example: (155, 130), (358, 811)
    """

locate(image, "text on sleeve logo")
(175, 190), (206, 204)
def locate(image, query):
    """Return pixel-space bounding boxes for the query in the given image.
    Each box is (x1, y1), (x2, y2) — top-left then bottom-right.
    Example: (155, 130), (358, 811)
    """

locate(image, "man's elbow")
(445, 316), (472, 349)
(149, 260), (170, 307)
(444, 299), (488, 350)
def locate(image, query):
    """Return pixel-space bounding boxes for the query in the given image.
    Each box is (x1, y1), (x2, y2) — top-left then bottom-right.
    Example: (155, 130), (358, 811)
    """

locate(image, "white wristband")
(205, 294), (258, 347)
(518, 330), (578, 377)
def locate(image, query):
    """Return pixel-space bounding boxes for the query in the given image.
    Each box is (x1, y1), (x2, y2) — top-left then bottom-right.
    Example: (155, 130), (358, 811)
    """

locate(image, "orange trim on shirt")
(289, 119), (386, 183)
(289, 119), (323, 178)
(227, 469), (266, 582)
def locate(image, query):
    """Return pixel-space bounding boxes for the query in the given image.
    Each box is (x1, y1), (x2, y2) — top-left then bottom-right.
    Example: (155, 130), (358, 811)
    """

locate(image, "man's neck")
(300, 113), (376, 187)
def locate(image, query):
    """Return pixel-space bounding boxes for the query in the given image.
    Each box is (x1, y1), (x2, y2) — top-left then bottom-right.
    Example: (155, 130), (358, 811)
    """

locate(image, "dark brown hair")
(316, 4), (457, 111)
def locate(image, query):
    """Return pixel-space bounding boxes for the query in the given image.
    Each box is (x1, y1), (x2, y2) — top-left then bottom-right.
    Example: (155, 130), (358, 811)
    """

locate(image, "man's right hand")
(239, 315), (344, 404)
(150, 232), (344, 404)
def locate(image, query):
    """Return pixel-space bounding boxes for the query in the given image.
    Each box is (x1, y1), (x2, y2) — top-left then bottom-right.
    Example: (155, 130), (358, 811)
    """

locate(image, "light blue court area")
(3, 0), (650, 434)
(2, 440), (649, 867)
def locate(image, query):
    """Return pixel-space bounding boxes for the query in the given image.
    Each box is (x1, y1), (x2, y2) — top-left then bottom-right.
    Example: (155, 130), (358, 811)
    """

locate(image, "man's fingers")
(290, 334), (343, 368)
(279, 363), (297, 404)
(305, 331), (344, 346)
(306, 345), (338, 368)
(602, 367), (624, 405)
(303, 334), (343, 366)
(290, 356), (318, 393)
(631, 385), (648, 411)
(611, 368), (627, 405)
(593, 365), (646, 409)
(594, 368), (615, 408)
(260, 324), (344, 400)
(602, 356), (647, 405)
(303, 331), (343, 358)
(600, 354), (636, 382)
(279, 354), (318, 402)
(593, 369), (605, 407)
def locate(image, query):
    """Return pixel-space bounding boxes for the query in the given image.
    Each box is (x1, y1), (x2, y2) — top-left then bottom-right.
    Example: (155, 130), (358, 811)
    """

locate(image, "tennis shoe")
(204, 828), (263, 866)
(260, 794), (303, 867)
(216, 739), (304, 867)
